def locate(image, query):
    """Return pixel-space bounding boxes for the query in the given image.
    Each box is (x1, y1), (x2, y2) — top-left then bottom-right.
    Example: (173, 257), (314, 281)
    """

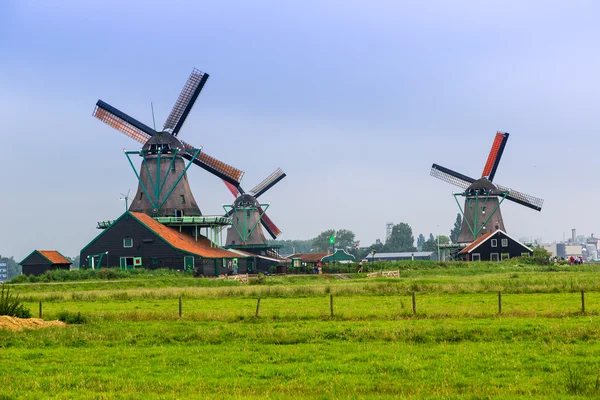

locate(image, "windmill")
(430, 131), (543, 244)
(94, 69), (240, 217)
(93, 67), (285, 240)
(222, 168), (286, 247)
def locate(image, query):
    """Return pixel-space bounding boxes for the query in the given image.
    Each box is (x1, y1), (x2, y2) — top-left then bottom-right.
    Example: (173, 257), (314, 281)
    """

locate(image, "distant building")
(565, 245), (583, 258)
(458, 230), (532, 262)
(287, 252), (330, 266)
(0, 261), (7, 282)
(20, 250), (72, 276)
(543, 243), (566, 259)
(364, 251), (438, 262)
(322, 249), (356, 264)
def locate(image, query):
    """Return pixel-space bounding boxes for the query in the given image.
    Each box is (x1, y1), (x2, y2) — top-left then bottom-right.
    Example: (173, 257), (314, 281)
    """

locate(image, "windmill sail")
(163, 68), (209, 136)
(249, 168), (286, 198)
(430, 164), (475, 190)
(481, 131), (509, 181)
(93, 101), (155, 143)
(495, 184), (544, 211)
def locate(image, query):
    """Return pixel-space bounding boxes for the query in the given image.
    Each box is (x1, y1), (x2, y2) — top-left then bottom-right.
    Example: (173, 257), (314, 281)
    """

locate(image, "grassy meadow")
(2, 262), (600, 398)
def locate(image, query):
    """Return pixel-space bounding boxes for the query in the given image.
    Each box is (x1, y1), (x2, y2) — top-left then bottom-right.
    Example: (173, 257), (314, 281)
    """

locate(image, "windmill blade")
(496, 183), (544, 211)
(431, 164), (475, 190)
(249, 168), (286, 198)
(481, 131), (509, 181)
(259, 209), (281, 239)
(163, 68), (209, 136)
(224, 181), (243, 198)
(180, 140), (244, 185)
(93, 100), (156, 144)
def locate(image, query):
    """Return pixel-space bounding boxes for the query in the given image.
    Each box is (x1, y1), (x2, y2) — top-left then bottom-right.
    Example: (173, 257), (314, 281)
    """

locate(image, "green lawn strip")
(10, 270), (600, 302)
(1, 319), (600, 398)
(22, 292), (599, 322)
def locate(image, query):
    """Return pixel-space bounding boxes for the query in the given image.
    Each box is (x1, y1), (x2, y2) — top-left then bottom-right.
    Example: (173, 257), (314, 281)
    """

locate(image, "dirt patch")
(0, 316), (66, 331)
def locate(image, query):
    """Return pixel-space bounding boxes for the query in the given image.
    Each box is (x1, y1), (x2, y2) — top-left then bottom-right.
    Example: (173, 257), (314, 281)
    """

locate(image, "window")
(139, 192), (143, 200)
(501, 239), (508, 247)
(180, 195), (185, 204)
(152, 257), (159, 265)
(123, 238), (133, 248)
(491, 239), (498, 247)
(501, 253), (510, 260)
(471, 253), (481, 261)
(490, 253), (499, 262)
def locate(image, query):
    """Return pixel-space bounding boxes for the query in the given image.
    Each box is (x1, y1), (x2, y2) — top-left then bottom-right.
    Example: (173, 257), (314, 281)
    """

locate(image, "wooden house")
(458, 229), (533, 261)
(20, 250), (72, 276)
(80, 211), (243, 276)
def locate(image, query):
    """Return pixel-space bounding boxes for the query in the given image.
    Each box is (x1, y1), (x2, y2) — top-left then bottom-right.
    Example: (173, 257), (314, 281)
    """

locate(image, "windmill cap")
(142, 132), (187, 154)
(467, 178), (501, 194)
(233, 193), (260, 207)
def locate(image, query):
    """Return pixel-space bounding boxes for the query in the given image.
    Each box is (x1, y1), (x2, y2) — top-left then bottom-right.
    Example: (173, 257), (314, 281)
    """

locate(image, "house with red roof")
(458, 229), (533, 261)
(19, 250), (72, 276)
(80, 211), (243, 276)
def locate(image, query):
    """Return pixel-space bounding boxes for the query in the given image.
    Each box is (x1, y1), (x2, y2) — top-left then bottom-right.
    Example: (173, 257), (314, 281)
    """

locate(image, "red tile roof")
(459, 232), (494, 254)
(38, 250), (72, 265)
(130, 212), (239, 259)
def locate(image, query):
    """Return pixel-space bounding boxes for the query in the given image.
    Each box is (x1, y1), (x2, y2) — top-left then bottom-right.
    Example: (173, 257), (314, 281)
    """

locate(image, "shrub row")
(8, 268), (190, 284)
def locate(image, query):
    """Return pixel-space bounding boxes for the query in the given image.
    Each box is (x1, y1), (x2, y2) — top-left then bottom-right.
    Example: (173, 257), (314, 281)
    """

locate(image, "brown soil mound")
(0, 316), (66, 331)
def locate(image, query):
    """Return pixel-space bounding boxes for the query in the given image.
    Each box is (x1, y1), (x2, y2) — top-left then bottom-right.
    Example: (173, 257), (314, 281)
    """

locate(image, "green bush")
(0, 286), (32, 318)
(7, 268), (190, 284)
(56, 311), (88, 324)
(249, 273), (266, 285)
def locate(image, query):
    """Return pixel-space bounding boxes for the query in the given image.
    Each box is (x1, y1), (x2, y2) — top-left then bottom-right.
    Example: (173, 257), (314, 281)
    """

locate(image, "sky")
(1, 0), (599, 259)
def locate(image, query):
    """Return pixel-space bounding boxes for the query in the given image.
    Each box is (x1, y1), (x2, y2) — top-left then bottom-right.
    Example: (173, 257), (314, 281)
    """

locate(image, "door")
(120, 257), (134, 270)
(247, 259), (254, 274)
(184, 256), (194, 273)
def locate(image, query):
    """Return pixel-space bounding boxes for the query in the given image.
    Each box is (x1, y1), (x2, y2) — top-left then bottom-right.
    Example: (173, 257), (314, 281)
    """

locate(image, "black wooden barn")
(459, 229), (533, 261)
(80, 211), (246, 276)
(19, 250), (72, 276)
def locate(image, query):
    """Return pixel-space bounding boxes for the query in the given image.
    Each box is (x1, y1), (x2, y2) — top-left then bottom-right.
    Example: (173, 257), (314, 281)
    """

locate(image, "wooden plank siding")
(20, 252), (70, 276)
(462, 231), (532, 261)
(80, 213), (247, 276)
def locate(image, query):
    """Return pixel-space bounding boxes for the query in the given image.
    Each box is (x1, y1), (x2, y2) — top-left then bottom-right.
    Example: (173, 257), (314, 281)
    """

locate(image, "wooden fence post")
(412, 292), (416, 315)
(178, 296), (182, 318)
(498, 291), (502, 314)
(581, 290), (585, 314)
(39, 301), (42, 319)
(330, 294), (334, 317)
(255, 298), (261, 317)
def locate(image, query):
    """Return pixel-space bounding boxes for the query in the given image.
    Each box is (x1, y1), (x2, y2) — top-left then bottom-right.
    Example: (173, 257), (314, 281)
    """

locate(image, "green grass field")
(3, 264), (600, 398)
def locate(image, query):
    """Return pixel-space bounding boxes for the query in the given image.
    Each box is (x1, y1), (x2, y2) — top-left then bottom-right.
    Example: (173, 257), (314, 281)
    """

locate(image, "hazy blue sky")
(1, 0), (599, 259)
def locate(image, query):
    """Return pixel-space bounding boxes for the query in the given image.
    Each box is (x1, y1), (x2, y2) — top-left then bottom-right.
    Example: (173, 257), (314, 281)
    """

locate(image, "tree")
(422, 235), (451, 252)
(422, 239), (435, 252)
(268, 239), (313, 255)
(311, 229), (358, 252)
(384, 223), (416, 252)
(436, 235), (450, 245)
(416, 234), (425, 251)
(335, 229), (358, 250)
(450, 213), (462, 244)
(311, 229), (336, 252)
